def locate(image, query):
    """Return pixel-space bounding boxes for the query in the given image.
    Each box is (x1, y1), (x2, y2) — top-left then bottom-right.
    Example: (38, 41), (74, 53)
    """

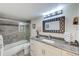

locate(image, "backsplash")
(39, 34), (64, 40)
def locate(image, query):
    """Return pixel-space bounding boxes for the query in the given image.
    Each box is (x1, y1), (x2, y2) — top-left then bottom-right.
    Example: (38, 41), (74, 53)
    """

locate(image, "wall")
(31, 4), (79, 40)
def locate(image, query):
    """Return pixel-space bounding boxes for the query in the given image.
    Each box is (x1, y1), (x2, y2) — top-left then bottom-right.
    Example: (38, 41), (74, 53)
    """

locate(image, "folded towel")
(64, 32), (72, 42)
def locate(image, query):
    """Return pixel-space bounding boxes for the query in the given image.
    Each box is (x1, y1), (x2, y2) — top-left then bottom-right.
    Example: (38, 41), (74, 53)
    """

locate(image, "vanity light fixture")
(43, 6), (64, 19)
(42, 5), (64, 16)
(43, 10), (63, 19)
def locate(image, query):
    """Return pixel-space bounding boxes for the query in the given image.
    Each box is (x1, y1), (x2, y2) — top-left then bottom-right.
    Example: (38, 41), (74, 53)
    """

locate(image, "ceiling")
(0, 3), (70, 21)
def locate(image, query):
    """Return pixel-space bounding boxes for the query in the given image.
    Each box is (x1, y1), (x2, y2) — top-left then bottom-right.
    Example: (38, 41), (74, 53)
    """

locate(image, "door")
(30, 40), (43, 56)
(41, 43), (62, 56)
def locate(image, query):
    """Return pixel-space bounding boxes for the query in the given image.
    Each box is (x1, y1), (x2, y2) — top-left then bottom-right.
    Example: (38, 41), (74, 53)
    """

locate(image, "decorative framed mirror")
(43, 16), (65, 33)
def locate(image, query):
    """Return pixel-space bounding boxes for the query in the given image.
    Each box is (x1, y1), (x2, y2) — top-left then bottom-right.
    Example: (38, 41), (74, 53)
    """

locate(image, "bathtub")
(3, 40), (30, 56)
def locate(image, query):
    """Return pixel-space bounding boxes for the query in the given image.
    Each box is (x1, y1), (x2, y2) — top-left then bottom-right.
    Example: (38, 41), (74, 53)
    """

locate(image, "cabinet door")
(61, 50), (77, 56)
(30, 42), (37, 56)
(43, 44), (62, 56)
(30, 40), (43, 56)
(30, 39), (62, 56)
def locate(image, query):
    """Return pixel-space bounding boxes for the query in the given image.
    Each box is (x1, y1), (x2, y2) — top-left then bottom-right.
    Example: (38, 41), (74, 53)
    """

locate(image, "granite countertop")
(31, 37), (79, 55)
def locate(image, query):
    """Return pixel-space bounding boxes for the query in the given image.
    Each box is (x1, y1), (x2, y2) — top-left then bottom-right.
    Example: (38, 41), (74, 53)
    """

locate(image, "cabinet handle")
(42, 50), (44, 55)
(43, 50), (45, 55)
(42, 50), (43, 54)
(42, 50), (45, 56)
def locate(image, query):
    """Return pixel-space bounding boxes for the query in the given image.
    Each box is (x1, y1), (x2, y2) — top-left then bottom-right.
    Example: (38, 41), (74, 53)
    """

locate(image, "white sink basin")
(42, 39), (55, 44)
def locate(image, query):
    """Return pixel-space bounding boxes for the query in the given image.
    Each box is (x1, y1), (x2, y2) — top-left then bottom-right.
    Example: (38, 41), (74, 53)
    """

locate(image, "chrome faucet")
(48, 35), (51, 40)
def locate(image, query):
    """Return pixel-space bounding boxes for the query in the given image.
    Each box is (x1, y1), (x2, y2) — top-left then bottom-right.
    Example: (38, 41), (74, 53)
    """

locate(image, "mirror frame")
(43, 16), (65, 33)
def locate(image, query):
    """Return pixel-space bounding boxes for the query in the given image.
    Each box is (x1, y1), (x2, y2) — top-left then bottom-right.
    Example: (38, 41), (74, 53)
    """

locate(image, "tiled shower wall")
(0, 25), (28, 45)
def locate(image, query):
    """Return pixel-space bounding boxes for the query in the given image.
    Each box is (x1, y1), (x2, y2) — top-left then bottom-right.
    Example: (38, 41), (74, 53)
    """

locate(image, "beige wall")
(30, 4), (79, 39)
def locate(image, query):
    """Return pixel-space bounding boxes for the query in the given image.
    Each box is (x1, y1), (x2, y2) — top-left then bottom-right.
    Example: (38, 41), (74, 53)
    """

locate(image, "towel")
(64, 32), (73, 42)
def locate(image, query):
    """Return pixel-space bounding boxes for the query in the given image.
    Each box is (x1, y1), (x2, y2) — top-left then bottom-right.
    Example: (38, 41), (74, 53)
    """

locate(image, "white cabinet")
(30, 39), (78, 56)
(30, 39), (61, 56)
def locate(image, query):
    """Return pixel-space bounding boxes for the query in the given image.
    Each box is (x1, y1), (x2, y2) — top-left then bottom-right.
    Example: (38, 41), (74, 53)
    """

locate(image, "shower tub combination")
(3, 40), (30, 56)
(0, 22), (30, 56)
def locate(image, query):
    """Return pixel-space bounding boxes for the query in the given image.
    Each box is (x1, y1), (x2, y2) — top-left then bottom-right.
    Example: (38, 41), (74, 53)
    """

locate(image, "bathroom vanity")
(30, 37), (79, 56)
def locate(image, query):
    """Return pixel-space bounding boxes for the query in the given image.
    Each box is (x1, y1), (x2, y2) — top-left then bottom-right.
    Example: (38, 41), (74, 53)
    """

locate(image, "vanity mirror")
(43, 16), (65, 33)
